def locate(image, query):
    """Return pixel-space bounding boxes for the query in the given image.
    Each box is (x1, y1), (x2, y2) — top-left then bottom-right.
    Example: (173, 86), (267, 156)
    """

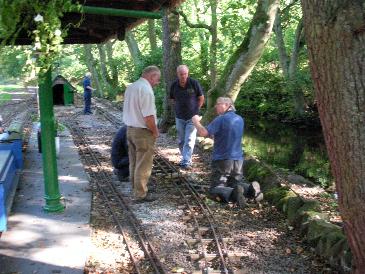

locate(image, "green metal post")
(70, 5), (162, 19)
(38, 68), (64, 212)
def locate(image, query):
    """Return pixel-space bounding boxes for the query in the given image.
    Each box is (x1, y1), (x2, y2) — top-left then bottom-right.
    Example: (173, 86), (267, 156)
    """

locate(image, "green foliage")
(56, 45), (87, 89)
(294, 150), (333, 188)
(236, 63), (291, 119)
(0, 92), (12, 105)
(0, 46), (28, 82)
(244, 118), (333, 188)
(0, 0), (77, 76)
(0, 84), (22, 92)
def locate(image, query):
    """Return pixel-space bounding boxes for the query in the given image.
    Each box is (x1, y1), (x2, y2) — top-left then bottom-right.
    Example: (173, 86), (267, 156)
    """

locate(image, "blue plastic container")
(0, 139), (23, 169)
(0, 150), (17, 231)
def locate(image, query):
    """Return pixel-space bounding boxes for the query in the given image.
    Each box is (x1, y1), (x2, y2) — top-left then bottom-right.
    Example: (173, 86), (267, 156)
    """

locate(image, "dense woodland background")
(0, 0), (312, 120)
(0, 0), (330, 186)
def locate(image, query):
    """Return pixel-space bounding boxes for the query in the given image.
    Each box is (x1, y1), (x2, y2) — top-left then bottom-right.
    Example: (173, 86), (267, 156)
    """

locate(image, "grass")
(0, 93), (12, 105)
(0, 84), (22, 92)
(0, 84), (22, 104)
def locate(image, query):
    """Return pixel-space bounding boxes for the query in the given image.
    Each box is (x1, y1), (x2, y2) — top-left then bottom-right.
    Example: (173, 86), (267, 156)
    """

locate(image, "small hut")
(52, 75), (75, 106)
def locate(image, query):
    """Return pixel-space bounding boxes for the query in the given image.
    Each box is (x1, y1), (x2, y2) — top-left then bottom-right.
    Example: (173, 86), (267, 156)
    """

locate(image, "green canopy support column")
(38, 68), (64, 212)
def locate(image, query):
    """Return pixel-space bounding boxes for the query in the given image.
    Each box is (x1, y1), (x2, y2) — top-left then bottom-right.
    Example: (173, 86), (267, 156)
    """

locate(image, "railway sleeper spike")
(190, 252), (245, 261)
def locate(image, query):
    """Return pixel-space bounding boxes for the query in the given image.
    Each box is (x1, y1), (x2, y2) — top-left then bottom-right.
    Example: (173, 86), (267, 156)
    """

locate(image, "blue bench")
(0, 150), (17, 231)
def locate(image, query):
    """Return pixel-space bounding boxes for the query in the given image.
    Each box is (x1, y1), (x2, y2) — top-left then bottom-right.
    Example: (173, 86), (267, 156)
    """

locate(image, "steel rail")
(66, 121), (142, 274)
(153, 152), (234, 274)
(65, 117), (167, 274)
(93, 99), (233, 273)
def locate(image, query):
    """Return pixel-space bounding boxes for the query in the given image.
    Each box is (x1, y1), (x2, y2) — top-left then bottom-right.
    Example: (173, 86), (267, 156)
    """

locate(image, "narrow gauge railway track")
(1, 98), (36, 152)
(93, 99), (242, 273)
(1, 96), (37, 128)
(65, 115), (168, 274)
(153, 151), (242, 274)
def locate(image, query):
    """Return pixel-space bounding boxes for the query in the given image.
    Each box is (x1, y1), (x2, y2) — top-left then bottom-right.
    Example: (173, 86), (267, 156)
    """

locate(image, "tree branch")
(172, 9), (212, 31)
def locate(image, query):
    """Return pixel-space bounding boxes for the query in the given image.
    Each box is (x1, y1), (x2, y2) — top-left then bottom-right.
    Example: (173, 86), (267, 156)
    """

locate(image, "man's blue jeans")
(175, 118), (197, 166)
(84, 90), (92, 114)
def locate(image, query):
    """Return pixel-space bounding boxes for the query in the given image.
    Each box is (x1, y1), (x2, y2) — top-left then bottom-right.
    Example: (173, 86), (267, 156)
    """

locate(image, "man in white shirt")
(123, 66), (160, 202)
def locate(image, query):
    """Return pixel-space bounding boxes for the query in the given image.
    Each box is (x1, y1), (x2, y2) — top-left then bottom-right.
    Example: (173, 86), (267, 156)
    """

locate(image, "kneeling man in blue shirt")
(192, 97), (263, 207)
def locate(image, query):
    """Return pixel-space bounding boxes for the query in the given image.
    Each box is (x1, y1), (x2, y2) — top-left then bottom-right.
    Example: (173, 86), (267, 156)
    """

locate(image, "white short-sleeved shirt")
(122, 77), (157, 128)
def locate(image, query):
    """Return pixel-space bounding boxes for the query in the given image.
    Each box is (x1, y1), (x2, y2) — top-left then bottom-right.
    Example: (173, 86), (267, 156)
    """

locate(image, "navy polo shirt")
(169, 77), (203, 120)
(83, 76), (91, 92)
(207, 111), (244, 161)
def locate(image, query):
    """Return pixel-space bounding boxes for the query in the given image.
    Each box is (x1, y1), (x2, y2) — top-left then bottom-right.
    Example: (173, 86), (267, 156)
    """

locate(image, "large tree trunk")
(83, 44), (102, 97)
(204, 0), (279, 121)
(301, 1), (365, 272)
(125, 30), (143, 68)
(160, 8), (182, 132)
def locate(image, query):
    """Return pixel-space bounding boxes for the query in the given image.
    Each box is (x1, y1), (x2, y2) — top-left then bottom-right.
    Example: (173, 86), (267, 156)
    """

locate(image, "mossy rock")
(299, 211), (329, 234)
(285, 196), (305, 225)
(298, 200), (321, 216)
(265, 186), (290, 205)
(306, 219), (341, 243)
(317, 230), (346, 256)
(278, 191), (297, 211)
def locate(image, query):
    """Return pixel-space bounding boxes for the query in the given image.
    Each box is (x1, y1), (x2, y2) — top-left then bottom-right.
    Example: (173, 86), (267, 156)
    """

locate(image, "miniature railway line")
(92, 99), (243, 273)
(153, 152), (241, 274)
(65, 114), (168, 274)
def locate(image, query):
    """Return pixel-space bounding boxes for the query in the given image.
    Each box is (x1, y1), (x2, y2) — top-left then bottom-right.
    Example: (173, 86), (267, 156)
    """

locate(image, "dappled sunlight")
(58, 175), (83, 181)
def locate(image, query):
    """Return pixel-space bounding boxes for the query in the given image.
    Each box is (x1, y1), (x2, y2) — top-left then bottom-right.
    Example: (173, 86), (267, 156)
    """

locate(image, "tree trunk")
(209, 0), (218, 88)
(204, 0), (279, 121)
(192, 0), (209, 78)
(147, 19), (158, 52)
(301, 1), (365, 272)
(83, 44), (102, 97)
(97, 43), (111, 97)
(105, 40), (119, 89)
(125, 30), (143, 68)
(274, 10), (306, 117)
(160, 8), (182, 132)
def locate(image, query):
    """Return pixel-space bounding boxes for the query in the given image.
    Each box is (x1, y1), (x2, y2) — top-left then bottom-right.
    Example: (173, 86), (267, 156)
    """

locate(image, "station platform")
(0, 123), (91, 273)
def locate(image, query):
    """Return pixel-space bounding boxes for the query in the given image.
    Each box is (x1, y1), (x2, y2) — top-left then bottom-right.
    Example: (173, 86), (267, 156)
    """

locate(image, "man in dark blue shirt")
(111, 126), (129, 181)
(83, 72), (95, 115)
(170, 65), (204, 169)
(192, 97), (263, 207)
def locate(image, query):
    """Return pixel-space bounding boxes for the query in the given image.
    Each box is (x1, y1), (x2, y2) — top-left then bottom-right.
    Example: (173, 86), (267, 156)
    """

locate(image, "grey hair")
(142, 65), (160, 77)
(217, 97), (236, 111)
(85, 72), (92, 77)
(177, 64), (189, 73)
